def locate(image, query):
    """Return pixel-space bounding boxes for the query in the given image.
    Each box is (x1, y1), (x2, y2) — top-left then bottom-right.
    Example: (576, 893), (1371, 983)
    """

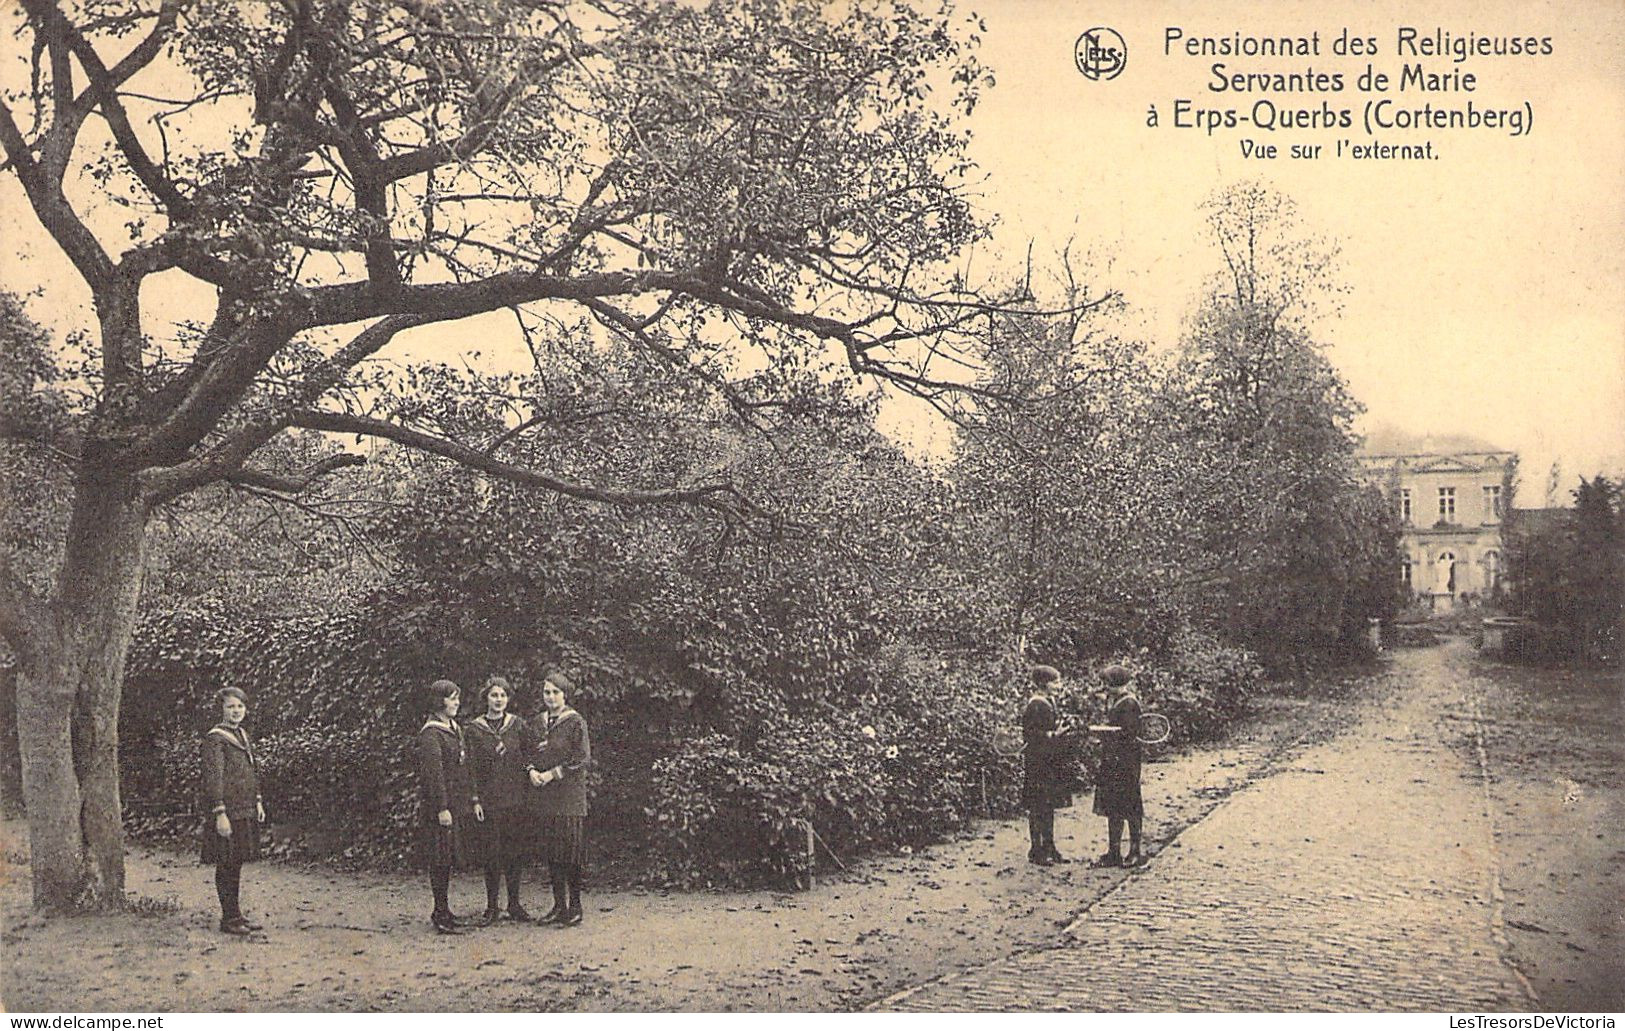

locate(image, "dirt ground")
(1461, 649), (1625, 1011)
(1, 685), (1357, 1013)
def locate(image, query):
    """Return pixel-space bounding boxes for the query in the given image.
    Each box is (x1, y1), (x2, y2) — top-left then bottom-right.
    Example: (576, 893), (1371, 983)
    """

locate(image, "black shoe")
(557, 905), (583, 927)
(476, 907), (501, 926)
(238, 916), (265, 931)
(506, 905), (533, 923)
(1124, 849), (1145, 868)
(220, 918), (251, 936)
(536, 904), (564, 924)
(1046, 850), (1072, 865)
(432, 911), (464, 935)
(1093, 852), (1122, 868)
(1028, 851), (1054, 866)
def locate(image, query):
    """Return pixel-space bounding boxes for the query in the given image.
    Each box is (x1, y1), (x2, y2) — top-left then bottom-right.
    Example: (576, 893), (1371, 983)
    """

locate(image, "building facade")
(1358, 432), (1514, 610)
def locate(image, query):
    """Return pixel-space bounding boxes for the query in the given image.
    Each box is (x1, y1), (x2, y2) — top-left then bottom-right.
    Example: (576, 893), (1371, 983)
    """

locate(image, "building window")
(1398, 489), (1412, 524)
(1401, 556), (1412, 587)
(1438, 487), (1456, 523)
(1483, 484), (1503, 522)
(1481, 550), (1501, 594)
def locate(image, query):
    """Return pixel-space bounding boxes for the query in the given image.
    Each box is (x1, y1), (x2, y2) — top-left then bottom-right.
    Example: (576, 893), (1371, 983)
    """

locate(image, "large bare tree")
(0, 0), (1096, 910)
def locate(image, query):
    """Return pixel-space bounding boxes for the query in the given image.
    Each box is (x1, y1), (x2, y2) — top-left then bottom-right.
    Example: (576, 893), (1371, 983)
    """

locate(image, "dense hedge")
(643, 633), (1261, 887)
(111, 601), (1260, 886)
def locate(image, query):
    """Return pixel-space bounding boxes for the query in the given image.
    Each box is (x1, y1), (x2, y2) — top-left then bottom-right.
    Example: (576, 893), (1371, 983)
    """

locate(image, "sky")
(879, 0), (1625, 498)
(3, 0), (1622, 503)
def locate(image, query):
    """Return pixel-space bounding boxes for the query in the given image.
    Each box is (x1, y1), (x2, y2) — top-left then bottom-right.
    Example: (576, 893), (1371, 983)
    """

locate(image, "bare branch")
(286, 408), (767, 522)
(223, 453), (368, 495)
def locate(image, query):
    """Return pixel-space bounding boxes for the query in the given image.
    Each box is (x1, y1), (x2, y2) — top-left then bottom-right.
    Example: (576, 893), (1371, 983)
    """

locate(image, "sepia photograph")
(1, 0), (1622, 1016)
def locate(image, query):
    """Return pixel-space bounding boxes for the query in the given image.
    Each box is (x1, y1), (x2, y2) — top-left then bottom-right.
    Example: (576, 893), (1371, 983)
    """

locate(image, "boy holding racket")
(1092, 664), (1145, 867)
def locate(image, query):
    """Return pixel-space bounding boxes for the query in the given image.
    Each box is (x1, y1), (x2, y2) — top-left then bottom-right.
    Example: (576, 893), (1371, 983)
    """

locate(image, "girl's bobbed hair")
(541, 670), (576, 696)
(418, 679), (460, 716)
(216, 686), (247, 706)
(483, 675), (515, 705)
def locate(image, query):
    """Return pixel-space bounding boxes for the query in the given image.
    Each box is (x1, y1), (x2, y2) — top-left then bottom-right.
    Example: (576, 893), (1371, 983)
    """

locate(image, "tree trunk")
(16, 465), (148, 910)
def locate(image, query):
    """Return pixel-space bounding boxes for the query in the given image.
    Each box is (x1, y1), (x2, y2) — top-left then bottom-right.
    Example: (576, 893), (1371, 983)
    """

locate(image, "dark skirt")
(1092, 757), (1143, 818)
(199, 816), (262, 866)
(417, 820), (471, 869)
(536, 814), (585, 865)
(468, 805), (532, 868)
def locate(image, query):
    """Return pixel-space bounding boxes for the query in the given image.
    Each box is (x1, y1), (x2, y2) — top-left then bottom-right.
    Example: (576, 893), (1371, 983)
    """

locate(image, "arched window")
(1400, 556), (1413, 587)
(1481, 550), (1501, 594)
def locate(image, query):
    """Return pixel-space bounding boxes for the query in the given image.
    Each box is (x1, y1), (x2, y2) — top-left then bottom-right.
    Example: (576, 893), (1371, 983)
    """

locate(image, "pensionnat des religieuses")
(1154, 26), (1550, 146)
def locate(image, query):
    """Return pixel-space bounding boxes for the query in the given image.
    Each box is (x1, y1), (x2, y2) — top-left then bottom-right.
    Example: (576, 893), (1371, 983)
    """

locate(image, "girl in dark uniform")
(416, 679), (478, 934)
(527, 671), (591, 927)
(1021, 665), (1075, 865)
(1092, 664), (1145, 867)
(200, 686), (266, 935)
(466, 675), (533, 924)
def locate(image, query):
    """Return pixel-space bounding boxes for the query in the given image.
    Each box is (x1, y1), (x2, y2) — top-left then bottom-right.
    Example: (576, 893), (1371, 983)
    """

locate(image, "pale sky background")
(3, 0), (1623, 503)
(883, 0), (1625, 498)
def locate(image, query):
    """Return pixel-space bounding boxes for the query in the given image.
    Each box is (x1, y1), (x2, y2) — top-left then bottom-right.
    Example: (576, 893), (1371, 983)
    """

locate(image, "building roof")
(1356, 425), (1510, 458)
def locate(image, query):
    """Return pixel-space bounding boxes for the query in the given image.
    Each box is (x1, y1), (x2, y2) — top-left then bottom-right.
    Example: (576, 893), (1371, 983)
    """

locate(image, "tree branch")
(286, 408), (766, 520)
(0, 100), (115, 290)
(223, 453), (367, 495)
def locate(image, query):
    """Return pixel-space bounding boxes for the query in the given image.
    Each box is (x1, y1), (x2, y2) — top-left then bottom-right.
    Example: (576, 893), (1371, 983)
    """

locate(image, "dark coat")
(528, 708), (591, 817)
(1093, 692), (1144, 818)
(465, 713), (532, 812)
(201, 725), (261, 820)
(1021, 695), (1073, 811)
(416, 719), (475, 824)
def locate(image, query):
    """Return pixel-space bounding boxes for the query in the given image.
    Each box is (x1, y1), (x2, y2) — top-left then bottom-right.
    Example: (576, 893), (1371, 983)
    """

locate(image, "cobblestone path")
(881, 644), (1533, 1011)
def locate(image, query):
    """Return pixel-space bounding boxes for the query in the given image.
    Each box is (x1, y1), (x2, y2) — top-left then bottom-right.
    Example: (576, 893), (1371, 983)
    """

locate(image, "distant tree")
(1162, 183), (1399, 661)
(1508, 476), (1624, 665)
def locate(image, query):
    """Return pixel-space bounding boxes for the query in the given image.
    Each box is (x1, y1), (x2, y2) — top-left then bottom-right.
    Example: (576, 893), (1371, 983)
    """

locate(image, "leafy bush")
(645, 648), (1026, 887)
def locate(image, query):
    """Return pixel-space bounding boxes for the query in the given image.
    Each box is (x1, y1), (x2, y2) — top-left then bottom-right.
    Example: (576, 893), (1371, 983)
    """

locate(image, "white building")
(1357, 429), (1514, 610)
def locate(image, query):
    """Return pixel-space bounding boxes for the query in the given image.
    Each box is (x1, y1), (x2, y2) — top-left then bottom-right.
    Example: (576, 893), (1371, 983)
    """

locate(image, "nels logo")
(1074, 27), (1127, 81)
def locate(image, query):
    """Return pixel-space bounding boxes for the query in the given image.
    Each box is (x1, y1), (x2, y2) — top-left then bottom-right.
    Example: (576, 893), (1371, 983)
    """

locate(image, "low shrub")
(645, 648), (1026, 887)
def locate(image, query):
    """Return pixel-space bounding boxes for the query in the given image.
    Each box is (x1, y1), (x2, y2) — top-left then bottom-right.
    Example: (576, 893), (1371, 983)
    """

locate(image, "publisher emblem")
(1074, 27), (1127, 81)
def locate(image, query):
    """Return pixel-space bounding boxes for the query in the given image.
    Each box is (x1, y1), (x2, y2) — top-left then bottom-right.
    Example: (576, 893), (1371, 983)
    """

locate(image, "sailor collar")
(419, 716), (462, 736)
(207, 724), (255, 761)
(542, 707), (579, 727)
(470, 713), (515, 735)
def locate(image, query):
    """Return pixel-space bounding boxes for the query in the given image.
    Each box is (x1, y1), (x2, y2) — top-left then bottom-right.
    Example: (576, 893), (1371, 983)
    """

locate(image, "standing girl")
(1021, 665), (1075, 865)
(527, 671), (591, 927)
(1092, 664), (1145, 867)
(200, 686), (266, 935)
(416, 678), (478, 934)
(466, 675), (533, 923)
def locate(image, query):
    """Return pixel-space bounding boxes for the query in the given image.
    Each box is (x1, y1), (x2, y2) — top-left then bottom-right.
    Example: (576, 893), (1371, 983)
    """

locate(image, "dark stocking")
(566, 863), (583, 912)
(430, 864), (452, 916)
(1107, 817), (1124, 857)
(215, 862), (242, 922)
(549, 862), (568, 912)
(505, 861), (523, 909)
(484, 869), (502, 910)
(1128, 815), (1143, 855)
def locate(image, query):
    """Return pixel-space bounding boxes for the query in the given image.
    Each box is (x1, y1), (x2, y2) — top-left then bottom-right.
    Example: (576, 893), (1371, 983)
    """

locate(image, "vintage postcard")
(1, 0), (1621, 1017)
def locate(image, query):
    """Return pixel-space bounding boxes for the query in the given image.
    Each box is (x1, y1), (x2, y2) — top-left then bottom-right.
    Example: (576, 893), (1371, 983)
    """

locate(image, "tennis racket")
(1088, 713), (1172, 745)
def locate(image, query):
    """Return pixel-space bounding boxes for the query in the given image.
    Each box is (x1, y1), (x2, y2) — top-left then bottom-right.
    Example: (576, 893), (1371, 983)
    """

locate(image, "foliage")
(1505, 477), (1625, 666)
(645, 647), (1024, 887)
(1158, 184), (1401, 664)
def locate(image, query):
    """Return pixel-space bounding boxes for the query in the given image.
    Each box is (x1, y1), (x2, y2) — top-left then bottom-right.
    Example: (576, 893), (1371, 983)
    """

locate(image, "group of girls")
(198, 670), (592, 937)
(1020, 663), (1145, 868)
